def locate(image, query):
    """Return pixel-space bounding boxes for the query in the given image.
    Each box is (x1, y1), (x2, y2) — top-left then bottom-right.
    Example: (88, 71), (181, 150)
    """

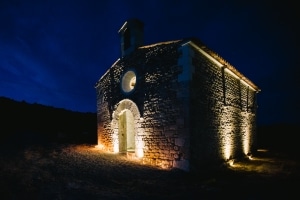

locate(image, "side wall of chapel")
(189, 45), (258, 170)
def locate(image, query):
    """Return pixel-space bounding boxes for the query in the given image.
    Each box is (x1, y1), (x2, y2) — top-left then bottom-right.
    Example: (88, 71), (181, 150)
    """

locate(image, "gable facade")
(95, 19), (260, 171)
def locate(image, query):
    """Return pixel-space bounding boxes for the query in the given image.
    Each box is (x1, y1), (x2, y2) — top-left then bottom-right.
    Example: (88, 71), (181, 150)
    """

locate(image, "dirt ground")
(0, 143), (299, 200)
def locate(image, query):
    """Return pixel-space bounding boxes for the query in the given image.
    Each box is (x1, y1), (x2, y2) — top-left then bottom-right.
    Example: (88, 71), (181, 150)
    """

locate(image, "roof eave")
(184, 40), (260, 92)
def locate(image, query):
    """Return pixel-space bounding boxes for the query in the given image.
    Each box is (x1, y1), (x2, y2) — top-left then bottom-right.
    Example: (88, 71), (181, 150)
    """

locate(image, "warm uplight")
(109, 99), (144, 158)
(223, 134), (232, 160)
(135, 135), (144, 158)
(241, 113), (252, 156)
(113, 132), (119, 153)
(219, 107), (234, 160)
(257, 149), (268, 152)
(242, 126), (251, 155)
(95, 144), (105, 150)
(136, 148), (144, 158)
(247, 155), (253, 160)
(228, 159), (235, 166)
(219, 108), (254, 162)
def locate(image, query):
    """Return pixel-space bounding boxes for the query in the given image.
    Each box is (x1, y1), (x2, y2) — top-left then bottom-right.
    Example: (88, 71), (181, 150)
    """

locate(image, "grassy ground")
(0, 143), (299, 200)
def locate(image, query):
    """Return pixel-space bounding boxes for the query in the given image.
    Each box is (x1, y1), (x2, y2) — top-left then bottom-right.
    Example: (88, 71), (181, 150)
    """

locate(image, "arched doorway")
(118, 109), (135, 153)
(111, 99), (143, 157)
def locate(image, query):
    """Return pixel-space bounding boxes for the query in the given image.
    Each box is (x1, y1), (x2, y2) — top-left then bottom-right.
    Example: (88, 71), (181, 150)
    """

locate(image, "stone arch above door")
(113, 99), (140, 120)
(111, 99), (143, 157)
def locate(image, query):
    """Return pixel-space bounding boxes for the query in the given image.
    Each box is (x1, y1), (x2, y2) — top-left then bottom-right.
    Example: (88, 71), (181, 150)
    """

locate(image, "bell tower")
(118, 19), (144, 57)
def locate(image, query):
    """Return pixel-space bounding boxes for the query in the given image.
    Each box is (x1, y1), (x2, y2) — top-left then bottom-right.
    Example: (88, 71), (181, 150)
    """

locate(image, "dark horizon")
(1, 93), (298, 128)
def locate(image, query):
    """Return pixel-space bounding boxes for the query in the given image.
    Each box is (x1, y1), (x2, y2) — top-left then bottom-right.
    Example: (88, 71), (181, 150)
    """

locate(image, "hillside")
(1, 96), (299, 156)
(0, 97), (97, 145)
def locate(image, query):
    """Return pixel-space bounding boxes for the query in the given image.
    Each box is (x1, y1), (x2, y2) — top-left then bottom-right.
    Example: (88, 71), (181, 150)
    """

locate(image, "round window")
(121, 70), (136, 93)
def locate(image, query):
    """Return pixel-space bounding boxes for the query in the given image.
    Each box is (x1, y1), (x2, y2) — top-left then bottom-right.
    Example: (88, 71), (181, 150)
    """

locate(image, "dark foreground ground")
(0, 143), (299, 200)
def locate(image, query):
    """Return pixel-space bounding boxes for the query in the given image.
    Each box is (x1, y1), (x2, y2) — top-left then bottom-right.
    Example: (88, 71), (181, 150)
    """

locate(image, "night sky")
(0, 0), (299, 125)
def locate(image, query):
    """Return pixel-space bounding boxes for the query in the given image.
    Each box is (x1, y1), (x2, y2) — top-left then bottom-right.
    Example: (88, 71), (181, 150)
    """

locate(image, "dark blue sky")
(0, 0), (299, 125)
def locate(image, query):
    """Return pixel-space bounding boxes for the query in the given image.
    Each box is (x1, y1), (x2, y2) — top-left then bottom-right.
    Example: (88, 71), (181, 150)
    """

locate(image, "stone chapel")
(95, 19), (260, 171)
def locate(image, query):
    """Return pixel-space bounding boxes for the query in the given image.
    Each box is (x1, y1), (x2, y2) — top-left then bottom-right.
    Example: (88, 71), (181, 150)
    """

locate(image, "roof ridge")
(188, 38), (260, 91)
(139, 40), (183, 49)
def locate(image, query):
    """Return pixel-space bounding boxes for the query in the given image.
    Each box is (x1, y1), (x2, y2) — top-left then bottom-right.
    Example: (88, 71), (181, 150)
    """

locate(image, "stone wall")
(95, 39), (258, 171)
(189, 44), (258, 169)
(96, 41), (190, 170)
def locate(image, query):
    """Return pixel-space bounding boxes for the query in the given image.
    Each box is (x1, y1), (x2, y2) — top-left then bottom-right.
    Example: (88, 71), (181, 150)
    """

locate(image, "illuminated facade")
(95, 19), (260, 171)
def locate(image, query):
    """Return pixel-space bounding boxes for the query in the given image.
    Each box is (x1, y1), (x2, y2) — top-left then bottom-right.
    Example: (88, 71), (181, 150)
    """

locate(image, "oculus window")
(122, 70), (136, 93)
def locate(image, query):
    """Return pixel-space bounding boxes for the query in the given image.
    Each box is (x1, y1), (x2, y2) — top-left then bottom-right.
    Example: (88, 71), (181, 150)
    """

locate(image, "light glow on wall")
(219, 107), (234, 161)
(242, 125), (251, 155)
(112, 128), (119, 153)
(241, 114), (253, 156)
(135, 135), (144, 158)
(220, 110), (254, 161)
(95, 144), (105, 150)
(110, 99), (144, 157)
(223, 134), (232, 160)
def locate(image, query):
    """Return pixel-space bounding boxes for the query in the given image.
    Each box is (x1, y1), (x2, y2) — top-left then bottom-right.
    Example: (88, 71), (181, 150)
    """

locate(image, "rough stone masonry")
(95, 19), (260, 171)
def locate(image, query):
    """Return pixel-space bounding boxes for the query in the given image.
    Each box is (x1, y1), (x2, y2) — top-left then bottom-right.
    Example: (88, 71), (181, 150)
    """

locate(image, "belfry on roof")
(95, 19), (260, 171)
(118, 18), (144, 57)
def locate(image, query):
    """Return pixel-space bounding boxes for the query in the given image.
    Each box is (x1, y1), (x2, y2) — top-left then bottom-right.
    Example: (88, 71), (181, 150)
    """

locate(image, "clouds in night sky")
(0, 0), (299, 124)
